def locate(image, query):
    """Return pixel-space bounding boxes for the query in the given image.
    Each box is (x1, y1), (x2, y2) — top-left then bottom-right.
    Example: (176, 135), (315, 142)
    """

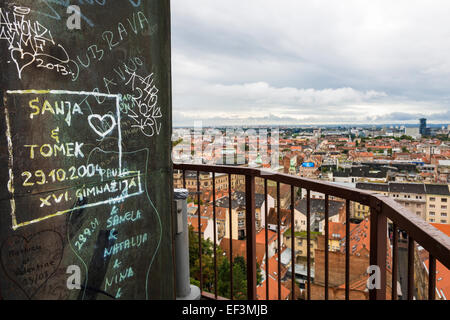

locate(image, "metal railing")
(173, 163), (450, 300)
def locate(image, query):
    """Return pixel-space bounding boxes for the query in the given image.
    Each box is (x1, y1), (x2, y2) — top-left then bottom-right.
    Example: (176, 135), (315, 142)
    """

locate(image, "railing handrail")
(173, 162), (450, 269)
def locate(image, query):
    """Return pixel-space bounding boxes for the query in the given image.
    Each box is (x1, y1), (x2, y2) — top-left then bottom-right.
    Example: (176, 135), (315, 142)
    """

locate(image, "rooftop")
(356, 182), (450, 196)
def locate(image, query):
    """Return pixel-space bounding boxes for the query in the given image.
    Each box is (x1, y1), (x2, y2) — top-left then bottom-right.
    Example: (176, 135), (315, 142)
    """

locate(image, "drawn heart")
(11, 48), (35, 79)
(0, 230), (64, 299)
(88, 114), (117, 138)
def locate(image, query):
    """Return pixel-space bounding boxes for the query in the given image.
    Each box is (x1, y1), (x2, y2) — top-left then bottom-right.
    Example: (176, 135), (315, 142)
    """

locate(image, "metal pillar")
(174, 189), (201, 300)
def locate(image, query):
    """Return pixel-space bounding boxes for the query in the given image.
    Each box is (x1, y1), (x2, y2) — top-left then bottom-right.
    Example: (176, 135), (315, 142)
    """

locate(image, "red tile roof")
(423, 258), (450, 300)
(219, 238), (266, 266)
(188, 216), (209, 234)
(255, 229), (277, 246)
(428, 223), (450, 299)
(431, 223), (450, 237)
(256, 276), (291, 300)
(265, 253), (288, 280)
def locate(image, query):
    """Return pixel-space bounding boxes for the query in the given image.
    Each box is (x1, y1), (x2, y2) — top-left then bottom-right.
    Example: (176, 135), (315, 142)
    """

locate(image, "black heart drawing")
(10, 48), (35, 79)
(0, 230), (64, 299)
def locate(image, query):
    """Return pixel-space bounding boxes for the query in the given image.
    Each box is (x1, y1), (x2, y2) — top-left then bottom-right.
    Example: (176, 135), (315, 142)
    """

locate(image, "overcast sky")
(171, 0), (450, 127)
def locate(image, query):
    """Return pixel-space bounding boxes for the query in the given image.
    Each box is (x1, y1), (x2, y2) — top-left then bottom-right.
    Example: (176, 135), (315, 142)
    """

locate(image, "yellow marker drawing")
(51, 127), (60, 143)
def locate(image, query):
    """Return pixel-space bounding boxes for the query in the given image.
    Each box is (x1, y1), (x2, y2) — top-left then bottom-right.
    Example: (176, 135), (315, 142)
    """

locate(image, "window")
(442, 206), (447, 210)
(430, 212), (435, 216)
(416, 204), (421, 208)
(441, 213), (447, 217)
(441, 220), (447, 223)
(430, 218), (435, 222)
(417, 212), (421, 216)
(430, 197), (436, 201)
(442, 198), (448, 203)
(430, 205), (435, 209)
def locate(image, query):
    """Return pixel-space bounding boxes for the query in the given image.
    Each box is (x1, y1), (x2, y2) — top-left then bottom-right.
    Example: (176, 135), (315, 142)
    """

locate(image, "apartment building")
(425, 184), (450, 224)
(356, 182), (450, 224)
(173, 170), (245, 194)
(437, 160), (450, 183)
(389, 183), (427, 220)
(293, 198), (346, 233)
(351, 182), (389, 220)
(283, 229), (320, 264)
(216, 191), (275, 240)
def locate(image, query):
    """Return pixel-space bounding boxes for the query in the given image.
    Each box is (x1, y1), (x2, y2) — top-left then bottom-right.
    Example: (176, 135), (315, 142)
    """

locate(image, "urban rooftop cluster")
(173, 118), (450, 300)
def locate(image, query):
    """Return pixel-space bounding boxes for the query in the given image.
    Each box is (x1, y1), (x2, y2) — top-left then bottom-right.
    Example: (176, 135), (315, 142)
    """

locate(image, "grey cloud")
(172, 0), (450, 126)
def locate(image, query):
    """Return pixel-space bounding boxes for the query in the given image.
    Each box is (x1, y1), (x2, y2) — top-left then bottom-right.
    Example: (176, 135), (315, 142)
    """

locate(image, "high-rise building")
(405, 127), (421, 139)
(419, 118), (427, 135)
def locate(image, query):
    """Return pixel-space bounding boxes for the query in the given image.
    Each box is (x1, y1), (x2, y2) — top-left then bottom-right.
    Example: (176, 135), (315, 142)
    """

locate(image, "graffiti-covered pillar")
(0, 1), (174, 299)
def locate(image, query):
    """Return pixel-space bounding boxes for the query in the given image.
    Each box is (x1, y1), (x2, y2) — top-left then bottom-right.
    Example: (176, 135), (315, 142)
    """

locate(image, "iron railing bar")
(428, 255), (436, 300)
(369, 205), (387, 300)
(264, 178), (269, 300)
(228, 173), (233, 300)
(392, 223), (398, 300)
(245, 175), (257, 300)
(201, 291), (229, 300)
(345, 199), (350, 301)
(197, 171), (203, 292)
(213, 172), (217, 299)
(291, 185), (295, 300)
(277, 181), (281, 300)
(325, 194), (329, 301)
(407, 236), (415, 300)
(307, 189), (311, 300)
(182, 170), (186, 189)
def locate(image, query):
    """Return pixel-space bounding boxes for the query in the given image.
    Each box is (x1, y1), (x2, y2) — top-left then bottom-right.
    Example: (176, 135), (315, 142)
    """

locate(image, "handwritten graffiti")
(71, 11), (150, 82)
(123, 72), (162, 138)
(0, 230), (64, 299)
(0, 6), (75, 79)
(5, 90), (128, 230)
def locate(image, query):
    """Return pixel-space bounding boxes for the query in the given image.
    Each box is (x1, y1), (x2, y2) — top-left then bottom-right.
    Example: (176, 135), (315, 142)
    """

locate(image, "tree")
(188, 226), (262, 299)
(172, 138), (184, 147)
(399, 135), (413, 141)
(188, 225), (217, 293)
